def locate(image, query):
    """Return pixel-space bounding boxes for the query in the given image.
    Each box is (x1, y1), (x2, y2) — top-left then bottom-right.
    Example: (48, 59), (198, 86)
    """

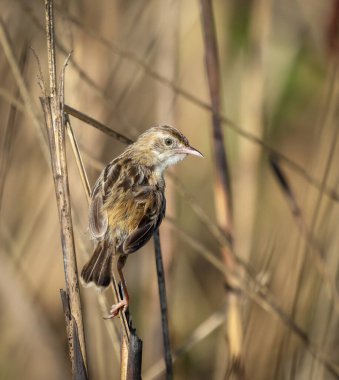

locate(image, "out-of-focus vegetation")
(0, 0), (338, 379)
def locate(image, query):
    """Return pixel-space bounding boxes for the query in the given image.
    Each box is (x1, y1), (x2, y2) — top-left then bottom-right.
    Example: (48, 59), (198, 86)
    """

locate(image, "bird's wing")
(122, 190), (166, 254)
(89, 162), (121, 240)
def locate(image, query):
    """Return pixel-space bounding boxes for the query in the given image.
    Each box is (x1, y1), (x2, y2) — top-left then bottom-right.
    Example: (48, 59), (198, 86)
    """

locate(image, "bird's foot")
(103, 299), (128, 319)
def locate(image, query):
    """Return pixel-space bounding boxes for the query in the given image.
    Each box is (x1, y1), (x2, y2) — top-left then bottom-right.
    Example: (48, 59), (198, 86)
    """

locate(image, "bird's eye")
(164, 138), (173, 146)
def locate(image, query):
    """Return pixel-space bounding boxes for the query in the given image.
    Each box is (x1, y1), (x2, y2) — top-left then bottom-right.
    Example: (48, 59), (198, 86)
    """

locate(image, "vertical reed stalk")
(200, 0), (244, 375)
(66, 111), (146, 378)
(154, 230), (173, 379)
(40, 0), (87, 377)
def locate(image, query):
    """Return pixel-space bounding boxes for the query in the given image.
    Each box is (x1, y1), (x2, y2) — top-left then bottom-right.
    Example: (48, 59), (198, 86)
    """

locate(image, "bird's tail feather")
(81, 241), (112, 288)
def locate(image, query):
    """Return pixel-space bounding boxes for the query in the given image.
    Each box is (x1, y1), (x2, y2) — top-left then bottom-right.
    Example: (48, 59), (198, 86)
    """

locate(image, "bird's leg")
(105, 255), (129, 319)
(117, 255), (129, 306)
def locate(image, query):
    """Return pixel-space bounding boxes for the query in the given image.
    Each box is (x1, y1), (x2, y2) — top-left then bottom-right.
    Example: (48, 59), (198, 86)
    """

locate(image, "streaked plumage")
(81, 125), (202, 317)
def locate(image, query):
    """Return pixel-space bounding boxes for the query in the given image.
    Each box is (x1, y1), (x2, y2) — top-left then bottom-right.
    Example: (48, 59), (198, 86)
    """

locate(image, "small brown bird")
(81, 125), (203, 318)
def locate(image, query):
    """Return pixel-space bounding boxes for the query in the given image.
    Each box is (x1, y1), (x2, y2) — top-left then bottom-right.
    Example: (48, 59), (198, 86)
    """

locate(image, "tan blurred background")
(0, 0), (338, 379)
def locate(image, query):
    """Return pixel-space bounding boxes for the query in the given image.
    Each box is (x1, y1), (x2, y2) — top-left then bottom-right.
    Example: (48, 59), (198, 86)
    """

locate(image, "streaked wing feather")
(88, 162), (117, 240)
(122, 222), (155, 254)
(89, 190), (108, 239)
(122, 195), (166, 254)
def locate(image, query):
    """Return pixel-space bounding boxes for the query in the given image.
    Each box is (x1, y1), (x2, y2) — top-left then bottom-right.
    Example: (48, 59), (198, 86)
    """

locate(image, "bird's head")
(133, 125), (203, 171)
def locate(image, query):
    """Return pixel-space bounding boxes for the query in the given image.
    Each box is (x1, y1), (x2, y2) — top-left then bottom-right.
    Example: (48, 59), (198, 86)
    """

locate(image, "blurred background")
(0, 0), (338, 379)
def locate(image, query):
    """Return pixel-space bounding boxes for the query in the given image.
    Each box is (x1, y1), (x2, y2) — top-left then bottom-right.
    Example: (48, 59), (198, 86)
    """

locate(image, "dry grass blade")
(0, 45), (26, 214)
(269, 134), (339, 315)
(0, 87), (26, 112)
(307, 63), (339, 234)
(64, 104), (133, 145)
(65, 117), (91, 201)
(0, 17), (48, 160)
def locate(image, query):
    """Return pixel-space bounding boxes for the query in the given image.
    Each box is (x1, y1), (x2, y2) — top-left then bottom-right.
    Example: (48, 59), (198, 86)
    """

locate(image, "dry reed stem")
(72, 220), (121, 360)
(0, 7), (88, 379)
(121, 335), (129, 379)
(16, 0), (339, 203)
(41, 0), (87, 376)
(153, 230), (173, 379)
(200, 0), (243, 371)
(65, 115), (132, 369)
(236, 0), (270, 262)
(65, 117), (91, 200)
(126, 332), (143, 379)
(144, 307), (226, 380)
(65, 104), (133, 144)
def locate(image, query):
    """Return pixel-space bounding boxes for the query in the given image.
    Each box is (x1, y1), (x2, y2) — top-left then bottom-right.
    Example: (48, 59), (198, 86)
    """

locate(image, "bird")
(81, 125), (203, 318)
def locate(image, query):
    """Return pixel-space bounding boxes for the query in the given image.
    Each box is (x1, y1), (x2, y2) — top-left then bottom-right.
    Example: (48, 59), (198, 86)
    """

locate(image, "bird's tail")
(81, 241), (112, 288)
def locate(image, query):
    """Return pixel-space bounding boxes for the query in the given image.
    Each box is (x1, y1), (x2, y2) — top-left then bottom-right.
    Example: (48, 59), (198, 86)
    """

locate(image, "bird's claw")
(103, 299), (128, 319)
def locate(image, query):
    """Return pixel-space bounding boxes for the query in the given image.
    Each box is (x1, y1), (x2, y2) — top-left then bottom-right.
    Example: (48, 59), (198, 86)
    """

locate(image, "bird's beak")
(175, 145), (204, 157)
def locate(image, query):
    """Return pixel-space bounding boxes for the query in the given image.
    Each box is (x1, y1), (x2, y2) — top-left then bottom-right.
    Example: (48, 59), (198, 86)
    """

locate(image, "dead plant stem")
(200, 0), (243, 371)
(41, 0), (87, 376)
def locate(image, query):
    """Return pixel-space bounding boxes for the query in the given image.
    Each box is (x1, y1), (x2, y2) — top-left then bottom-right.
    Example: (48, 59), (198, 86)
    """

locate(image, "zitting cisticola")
(81, 125), (203, 317)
